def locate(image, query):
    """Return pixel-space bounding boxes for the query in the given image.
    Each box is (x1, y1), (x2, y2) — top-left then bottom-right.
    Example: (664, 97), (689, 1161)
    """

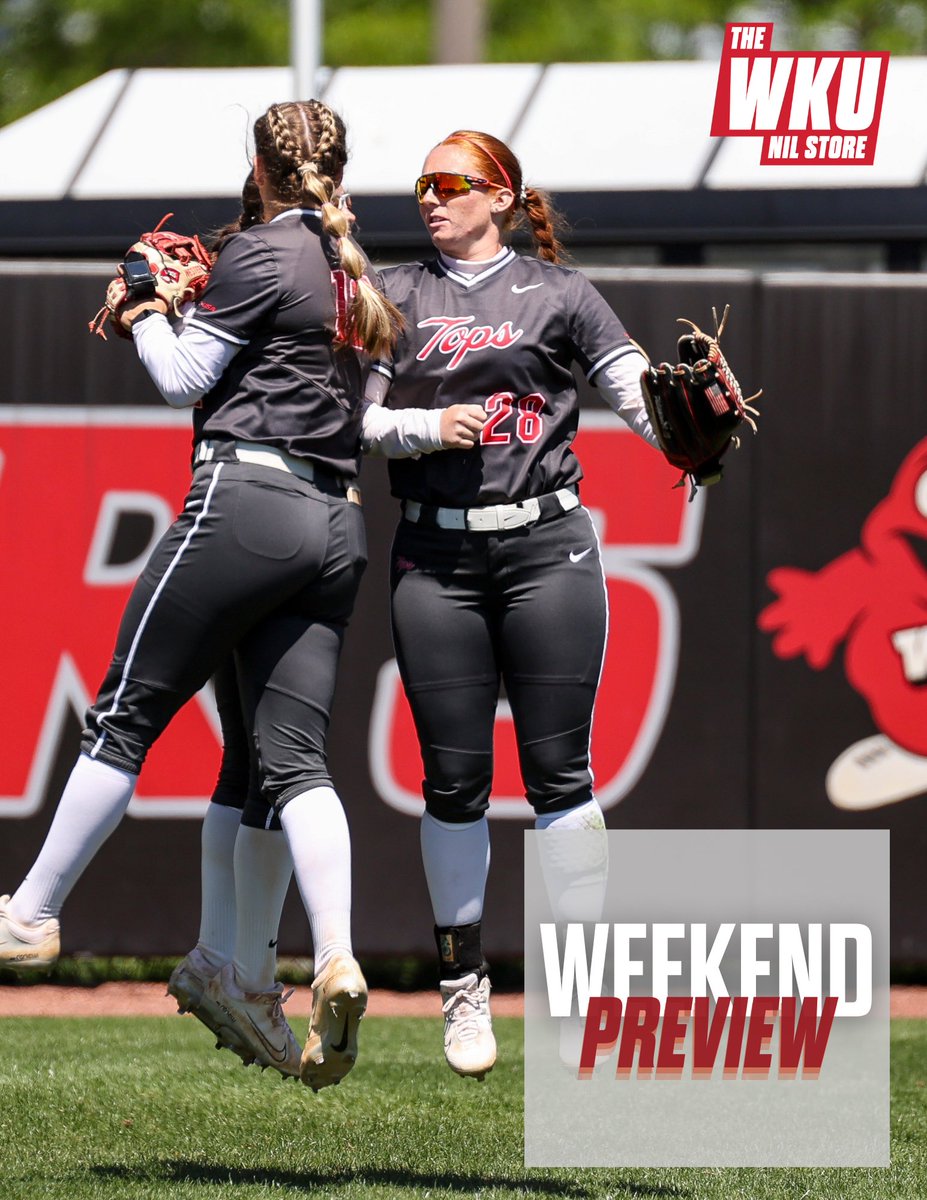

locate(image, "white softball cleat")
(0, 896), (60, 969)
(170, 950), (259, 1064)
(440, 972), (496, 1081)
(203, 963), (302, 1077)
(300, 953), (368, 1092)
(167, 946), (219, 1014)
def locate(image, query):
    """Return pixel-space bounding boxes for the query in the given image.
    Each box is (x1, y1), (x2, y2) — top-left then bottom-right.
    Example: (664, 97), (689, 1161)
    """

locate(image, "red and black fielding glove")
(641, 305), (762, 498)
(88, 213), (213, 340)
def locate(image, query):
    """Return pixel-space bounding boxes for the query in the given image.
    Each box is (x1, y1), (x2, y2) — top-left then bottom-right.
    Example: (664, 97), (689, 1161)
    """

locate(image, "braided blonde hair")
(247, 100), (402, 358)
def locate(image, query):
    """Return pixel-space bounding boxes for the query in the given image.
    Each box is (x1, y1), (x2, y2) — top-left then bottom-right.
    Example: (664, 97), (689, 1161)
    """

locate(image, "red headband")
(454, 136), (513, 192)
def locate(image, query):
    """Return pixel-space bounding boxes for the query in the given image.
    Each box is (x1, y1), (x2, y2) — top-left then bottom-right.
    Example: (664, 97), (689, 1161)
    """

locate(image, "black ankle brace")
(434, 921), (489, 980)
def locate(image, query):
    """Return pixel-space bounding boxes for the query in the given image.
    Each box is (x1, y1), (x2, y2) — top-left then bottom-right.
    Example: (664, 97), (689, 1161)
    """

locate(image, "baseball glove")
(88, 213), (213, 340)
(640, 305), (761, 499)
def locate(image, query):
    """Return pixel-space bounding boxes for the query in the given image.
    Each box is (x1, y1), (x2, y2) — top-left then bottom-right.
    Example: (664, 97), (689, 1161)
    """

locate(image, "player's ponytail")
(521, 186), (565, 264)
(258, 100), (403, 358)
(316, 186), (404, 359)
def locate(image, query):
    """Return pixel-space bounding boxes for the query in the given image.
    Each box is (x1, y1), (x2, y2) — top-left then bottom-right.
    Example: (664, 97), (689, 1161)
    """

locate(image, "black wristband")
(129, 307), (160, 330)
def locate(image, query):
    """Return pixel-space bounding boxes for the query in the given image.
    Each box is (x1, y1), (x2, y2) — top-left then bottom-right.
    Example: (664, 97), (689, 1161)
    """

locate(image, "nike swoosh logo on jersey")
(569, 548), (593, 563)
(330, 1016), (351, 1054)
(511, 283), (543, 293)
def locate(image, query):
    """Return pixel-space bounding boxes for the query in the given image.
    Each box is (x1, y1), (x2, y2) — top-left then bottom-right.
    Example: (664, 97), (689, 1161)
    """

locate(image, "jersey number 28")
(479, 392), (546, 445)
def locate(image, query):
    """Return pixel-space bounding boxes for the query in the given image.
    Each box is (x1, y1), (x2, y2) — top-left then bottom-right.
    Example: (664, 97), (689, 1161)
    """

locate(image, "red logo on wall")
(0, 411), (221, 818)
(1, 409), (694, 824)
(369, 413), (703, 818)
(759, 438), (927, 810)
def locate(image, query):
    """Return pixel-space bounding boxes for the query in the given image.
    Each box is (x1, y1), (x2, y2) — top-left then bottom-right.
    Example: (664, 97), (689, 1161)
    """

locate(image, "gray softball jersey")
(375, 250), (637, 506)
(188, 209), (367, 479)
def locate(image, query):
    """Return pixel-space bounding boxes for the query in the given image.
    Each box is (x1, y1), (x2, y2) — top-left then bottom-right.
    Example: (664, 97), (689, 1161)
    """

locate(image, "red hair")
(436, 130), (566, 264)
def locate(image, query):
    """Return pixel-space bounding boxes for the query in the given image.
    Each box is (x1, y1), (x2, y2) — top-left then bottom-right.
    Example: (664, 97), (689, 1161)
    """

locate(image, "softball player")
(0, 101), (472, 1092)
(371, 130), (659, 1079)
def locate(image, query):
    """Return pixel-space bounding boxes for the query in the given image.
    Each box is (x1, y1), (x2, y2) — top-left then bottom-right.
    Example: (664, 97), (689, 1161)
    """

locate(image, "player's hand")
(117, 297), (170, 333)
(440, 404), (487, 449)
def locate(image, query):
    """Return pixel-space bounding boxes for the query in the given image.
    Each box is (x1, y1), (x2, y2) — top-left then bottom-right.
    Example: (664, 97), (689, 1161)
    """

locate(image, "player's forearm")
(133, 317), (237, 408)
(361, 365), (446, 457)
(361, 399), (445, 458)
(595, 350), (660, 448)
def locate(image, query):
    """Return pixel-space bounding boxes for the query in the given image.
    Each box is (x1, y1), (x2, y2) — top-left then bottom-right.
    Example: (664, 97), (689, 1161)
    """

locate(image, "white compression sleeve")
(196, 801), (242, 965)
(594, 349), (660, 448)
(278, 786), (353, 973)
(133, 315), (240, 408)
(360, 371), (444, 458)
(534, 798), (609, 924)
(361, 400), (445, 458)
(10, 754), (136, 922)
(420, 812), (490, 927)
(233, 826), (293, 991)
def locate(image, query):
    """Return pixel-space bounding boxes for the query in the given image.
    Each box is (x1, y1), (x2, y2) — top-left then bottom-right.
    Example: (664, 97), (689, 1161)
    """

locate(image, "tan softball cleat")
(168, 949), (264, 1068)
(0, 896), (60, 970)
(203, 963), (303, 1077)
(300, 953), (368, 1092)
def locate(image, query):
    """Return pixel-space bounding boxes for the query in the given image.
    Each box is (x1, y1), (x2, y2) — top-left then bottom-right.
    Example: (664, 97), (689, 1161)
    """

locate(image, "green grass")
(0, 955), (526, 992)
(0, 1016), (924, 1199)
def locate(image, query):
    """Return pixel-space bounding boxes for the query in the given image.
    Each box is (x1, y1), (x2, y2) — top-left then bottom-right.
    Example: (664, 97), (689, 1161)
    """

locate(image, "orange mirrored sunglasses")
(414, 172), (493, 202)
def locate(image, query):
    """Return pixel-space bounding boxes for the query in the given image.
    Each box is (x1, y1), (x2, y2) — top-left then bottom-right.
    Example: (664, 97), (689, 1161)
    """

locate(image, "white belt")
(403, 487), (580, 532)
(195, 440), (361, 504)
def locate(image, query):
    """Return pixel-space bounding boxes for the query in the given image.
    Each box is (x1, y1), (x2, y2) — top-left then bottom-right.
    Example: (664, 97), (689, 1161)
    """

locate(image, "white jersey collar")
(436, 247), (516, 288)
(268, 207), (323, 224)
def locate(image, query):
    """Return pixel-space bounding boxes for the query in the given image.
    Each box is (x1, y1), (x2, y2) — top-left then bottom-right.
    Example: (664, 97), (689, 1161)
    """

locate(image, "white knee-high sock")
(420, 811), (490, 927)
(534, 797), (605, 833)
(232, 826), (293, 991)
(534, 797), (608, 923)
(278, 786), (352, 975)
(195, 802), (242, 967)
(10, 753), (136, 923)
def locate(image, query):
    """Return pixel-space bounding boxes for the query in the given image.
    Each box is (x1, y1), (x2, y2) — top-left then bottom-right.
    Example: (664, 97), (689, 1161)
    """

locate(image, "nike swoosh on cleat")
(569, 548), (592, 562)
(511, 283), (543, 293)
(246, 1016), (288, 1062)
(330, 1016), (351, 1054)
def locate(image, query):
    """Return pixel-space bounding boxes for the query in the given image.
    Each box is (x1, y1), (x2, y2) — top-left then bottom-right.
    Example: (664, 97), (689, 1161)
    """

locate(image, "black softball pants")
(389, 504), (607, 822)
(82, 461), (367, 812)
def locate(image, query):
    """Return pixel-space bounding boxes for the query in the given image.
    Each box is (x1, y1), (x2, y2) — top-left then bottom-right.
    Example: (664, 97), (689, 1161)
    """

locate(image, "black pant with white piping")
(82, 460), (366, 810)
(389, 502), (607, 822)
